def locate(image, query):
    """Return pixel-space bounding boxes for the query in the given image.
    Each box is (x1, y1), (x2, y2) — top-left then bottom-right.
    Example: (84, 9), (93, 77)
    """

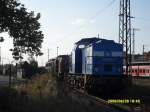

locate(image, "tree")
(0, 0), (44, 60)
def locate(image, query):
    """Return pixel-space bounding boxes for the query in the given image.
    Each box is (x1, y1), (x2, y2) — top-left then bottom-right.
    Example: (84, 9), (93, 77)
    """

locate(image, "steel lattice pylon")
(119, 0), (132, 75)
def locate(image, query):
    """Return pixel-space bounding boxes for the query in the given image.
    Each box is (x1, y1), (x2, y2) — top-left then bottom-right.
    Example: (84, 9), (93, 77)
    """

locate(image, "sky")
(0, 0), (150, 66)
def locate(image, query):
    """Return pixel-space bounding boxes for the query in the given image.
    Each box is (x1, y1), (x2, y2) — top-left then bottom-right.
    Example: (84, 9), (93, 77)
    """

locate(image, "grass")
(2, 74), (150, 112)
(0, 73), (116, 112)
(17, 74), (54, 97)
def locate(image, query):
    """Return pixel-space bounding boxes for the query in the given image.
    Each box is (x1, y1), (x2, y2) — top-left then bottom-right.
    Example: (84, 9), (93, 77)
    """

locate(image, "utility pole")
(56, 46), (59, 76)
(132, 28), (140, 61)
(143, 44), (145, 61)
(0, 47), (1, 73)
(57, 47), (59, 57)
(119, 0), (132, 75)
(0, 47), (2, 65)
(9, 64), (11, 88)
(48, 49), (50, 62)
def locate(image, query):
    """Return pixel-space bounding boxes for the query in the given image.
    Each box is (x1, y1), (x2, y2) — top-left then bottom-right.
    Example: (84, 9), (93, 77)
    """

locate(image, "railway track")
(72, 88), (134, 112)
(59, 77), (144, 112)
(62, 79), (132, 112)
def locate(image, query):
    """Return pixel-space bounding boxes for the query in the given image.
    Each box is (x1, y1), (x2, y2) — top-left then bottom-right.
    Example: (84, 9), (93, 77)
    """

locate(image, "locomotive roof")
(75, 37), (101, 45)
(83, 39), (121, 48)
(75, 37), (118, 46)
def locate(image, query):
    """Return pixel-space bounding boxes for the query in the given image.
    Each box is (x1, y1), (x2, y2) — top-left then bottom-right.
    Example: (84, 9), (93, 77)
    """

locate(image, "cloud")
(71, 18), (86, 25)
(71, 18), (95, 25)
(89, 19), (95, 23)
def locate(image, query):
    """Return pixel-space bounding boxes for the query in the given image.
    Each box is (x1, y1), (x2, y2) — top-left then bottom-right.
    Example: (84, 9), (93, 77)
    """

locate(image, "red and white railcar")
(124, 62), (150, 77)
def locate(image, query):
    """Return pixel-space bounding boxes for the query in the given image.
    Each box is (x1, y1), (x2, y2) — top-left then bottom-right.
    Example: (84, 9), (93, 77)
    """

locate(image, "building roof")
(131, 61), (150, 65)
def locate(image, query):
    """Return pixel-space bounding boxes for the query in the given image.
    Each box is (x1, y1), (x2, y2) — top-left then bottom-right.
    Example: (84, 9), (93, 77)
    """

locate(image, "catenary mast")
(119, 0), (132, 75)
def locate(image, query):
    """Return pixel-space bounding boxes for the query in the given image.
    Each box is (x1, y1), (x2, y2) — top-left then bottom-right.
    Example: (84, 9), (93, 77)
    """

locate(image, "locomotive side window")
(105, 50), (111, 57)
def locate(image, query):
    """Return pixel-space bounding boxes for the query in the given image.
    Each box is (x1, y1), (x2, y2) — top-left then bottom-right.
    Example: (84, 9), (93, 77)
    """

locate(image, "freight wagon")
(57, 55), (69, 77)
(45, 59), (56, 73)
(46, 55), (69, 76)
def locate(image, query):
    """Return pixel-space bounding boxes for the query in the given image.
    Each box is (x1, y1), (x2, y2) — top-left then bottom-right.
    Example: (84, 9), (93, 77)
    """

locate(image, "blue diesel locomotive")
(46, 37), (130, 95)
(68, 37), (128, 95)
(70, 38), (123, 75)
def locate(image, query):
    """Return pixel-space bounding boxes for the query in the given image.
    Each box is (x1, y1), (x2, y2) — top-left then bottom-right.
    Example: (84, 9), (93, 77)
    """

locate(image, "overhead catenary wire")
(135, 17), (150, 22)
(47, 0), (117, 60)
(132, 17), (150, 30)
(55, 0), (117, 45)
(89, 0), (116, 20)
(67, 0), (117, 36)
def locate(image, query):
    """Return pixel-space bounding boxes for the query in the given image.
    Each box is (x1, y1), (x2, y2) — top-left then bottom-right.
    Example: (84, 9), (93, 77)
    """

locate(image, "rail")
(73, 88), (132, 112)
